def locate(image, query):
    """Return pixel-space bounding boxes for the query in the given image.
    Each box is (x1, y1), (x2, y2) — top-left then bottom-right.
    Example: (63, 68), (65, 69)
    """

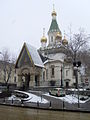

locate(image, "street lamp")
(73, 61), (81, 89)
(73, 61), (81, 108)
(60, 66), (63, 88)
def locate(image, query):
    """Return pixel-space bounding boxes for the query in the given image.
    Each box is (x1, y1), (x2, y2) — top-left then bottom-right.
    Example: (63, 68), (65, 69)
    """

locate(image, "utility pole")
(60, 66), (63, 88)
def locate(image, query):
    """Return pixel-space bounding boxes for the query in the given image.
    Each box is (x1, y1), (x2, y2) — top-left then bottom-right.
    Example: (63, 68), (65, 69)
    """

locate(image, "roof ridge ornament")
(52, 4), (57, 17)
(64, 30), (66, 38)
(41, 28), (47, 43)
(62, 31), (68, 46)
(53, 4), (55, 11)
(43, 28), (45, 37)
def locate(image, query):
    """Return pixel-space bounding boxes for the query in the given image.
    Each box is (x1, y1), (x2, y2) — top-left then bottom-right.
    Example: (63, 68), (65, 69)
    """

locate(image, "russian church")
(15, 7), (80, 89)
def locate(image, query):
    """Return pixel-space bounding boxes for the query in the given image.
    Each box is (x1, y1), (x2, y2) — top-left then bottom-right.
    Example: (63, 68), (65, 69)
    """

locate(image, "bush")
(0, 90), (12, 98)
(50, 80), (56, 86)
(80, 97), (88, 101)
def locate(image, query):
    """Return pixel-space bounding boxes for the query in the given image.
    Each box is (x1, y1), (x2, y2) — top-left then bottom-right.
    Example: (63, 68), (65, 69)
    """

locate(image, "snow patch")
(45, 93), (89, 104)
(8, 90), (48, 104)
(25, 93), (48, 103)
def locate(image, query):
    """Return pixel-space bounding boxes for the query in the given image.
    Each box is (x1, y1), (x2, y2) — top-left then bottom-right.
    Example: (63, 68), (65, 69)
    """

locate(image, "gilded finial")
(43, 28), (45, 36)
(53, 4), (55, 11)
(52, 4), (57, 16)
(62, 31), (68, 45)
(64, 30), (65, 37)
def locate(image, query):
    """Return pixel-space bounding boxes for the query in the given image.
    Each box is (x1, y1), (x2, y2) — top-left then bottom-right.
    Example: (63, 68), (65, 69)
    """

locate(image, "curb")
(0, 103), (90, 113)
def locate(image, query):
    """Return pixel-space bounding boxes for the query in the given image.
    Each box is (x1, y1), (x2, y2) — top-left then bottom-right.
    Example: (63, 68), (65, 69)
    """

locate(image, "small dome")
(62, 36), (68, 45)
(41, 28), (47, 43)
(41, 36), (47, 43)
(52, 10), (57, 16)
(55, 32), (62, 40)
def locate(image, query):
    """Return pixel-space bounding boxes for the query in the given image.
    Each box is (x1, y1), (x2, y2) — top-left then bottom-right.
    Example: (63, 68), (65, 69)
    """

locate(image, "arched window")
(46, 69), (48, 79)
(52, 68), (54, 76)
(43, 71), (45, 81)
(51, 65), (55, 78)
(66, 70), (69, 76)
(51, 36), (53, 42)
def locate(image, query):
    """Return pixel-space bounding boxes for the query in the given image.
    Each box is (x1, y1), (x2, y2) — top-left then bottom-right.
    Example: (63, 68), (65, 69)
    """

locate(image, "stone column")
(29, 74), (35, 87)
(17, 75), (22, 87)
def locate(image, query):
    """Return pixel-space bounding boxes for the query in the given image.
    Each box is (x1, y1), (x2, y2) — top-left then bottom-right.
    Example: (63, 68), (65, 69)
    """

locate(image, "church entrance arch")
(24, 73), (30, 89)
(21, 68), (30, 90)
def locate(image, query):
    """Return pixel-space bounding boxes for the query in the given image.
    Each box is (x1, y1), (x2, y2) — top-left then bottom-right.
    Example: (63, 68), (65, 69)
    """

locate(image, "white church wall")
(44, 60), (63, 86)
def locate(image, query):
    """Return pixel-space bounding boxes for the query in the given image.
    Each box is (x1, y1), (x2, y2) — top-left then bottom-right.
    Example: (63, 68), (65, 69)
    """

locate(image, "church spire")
(48, 5), (61, 34)
(51, 4), (57, 18)
(48, 5), (62, 47)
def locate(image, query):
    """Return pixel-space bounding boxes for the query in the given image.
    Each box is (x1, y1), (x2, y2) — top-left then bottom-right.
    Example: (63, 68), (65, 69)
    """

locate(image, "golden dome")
(41, 36), (47, 43)
(41, 28), (47, 43)
(52, 10), (57, 16)
(62, 36), (68, 45)
(55, 32), (62, 40)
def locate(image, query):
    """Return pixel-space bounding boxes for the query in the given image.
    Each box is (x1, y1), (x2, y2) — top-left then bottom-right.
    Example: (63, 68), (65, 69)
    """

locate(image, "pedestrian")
(37, 101), (39, 107)
(12, 98), (13, 104)
(49, 101), (52, 108)
(21, 99), (23, 105)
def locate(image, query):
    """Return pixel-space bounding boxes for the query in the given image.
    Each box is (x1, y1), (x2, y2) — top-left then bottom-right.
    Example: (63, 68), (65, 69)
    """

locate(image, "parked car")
(49, 88), (65, 97)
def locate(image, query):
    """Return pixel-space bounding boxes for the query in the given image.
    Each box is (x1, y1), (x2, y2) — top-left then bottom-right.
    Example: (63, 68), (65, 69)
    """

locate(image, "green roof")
(48, 19), (60, 33)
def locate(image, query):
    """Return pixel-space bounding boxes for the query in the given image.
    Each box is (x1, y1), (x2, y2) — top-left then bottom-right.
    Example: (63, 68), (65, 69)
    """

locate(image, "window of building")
(51, 66), (55, 78)
(14, 76), (16, 83)
(51, 36), (53, 42)
(46, 69), (48, 79)
(14, 69), (16, 83)
(43, 71), (45, 81)
(52, 68), (54, 76)
(66, 70), (69, 76)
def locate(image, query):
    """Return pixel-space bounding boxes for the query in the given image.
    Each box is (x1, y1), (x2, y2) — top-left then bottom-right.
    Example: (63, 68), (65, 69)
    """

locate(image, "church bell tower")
(48, 5), (62, 47)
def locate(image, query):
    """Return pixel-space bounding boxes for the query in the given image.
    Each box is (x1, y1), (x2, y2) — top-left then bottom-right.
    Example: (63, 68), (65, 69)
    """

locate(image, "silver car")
(49, 88), (65, 97)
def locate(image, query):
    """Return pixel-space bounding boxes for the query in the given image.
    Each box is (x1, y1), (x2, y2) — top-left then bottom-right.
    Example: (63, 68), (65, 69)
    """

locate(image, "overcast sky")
(0, 0), (90, 57)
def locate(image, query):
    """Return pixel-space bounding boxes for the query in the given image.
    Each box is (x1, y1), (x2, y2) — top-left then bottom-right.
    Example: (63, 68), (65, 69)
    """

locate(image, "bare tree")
(67, 29), (89, 62)
(79, 49), (90, 75)
(66, 28), (90, 88)
(0, 48), (15, 90)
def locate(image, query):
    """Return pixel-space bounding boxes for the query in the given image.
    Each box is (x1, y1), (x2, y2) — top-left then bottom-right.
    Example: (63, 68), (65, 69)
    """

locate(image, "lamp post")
(73, 61), (81, 89)
(73, 61), (81, 108)
(60, 66), (63, 88)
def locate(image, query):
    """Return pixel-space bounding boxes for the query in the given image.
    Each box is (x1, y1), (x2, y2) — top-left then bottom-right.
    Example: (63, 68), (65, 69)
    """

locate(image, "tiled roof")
(48, 19), (60, 33)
